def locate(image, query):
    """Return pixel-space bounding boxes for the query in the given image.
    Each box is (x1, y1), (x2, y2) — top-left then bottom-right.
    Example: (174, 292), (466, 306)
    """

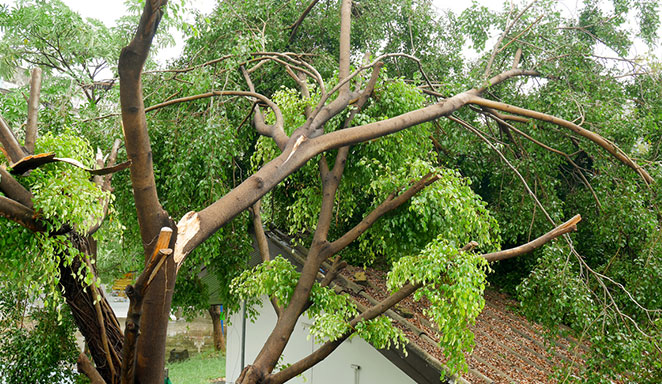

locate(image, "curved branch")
(469, 96), (654, 184)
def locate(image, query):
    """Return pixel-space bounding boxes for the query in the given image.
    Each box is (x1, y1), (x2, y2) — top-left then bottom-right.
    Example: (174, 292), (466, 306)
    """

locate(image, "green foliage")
(0, 285), (85, 384)
(388, 238), (490, 375)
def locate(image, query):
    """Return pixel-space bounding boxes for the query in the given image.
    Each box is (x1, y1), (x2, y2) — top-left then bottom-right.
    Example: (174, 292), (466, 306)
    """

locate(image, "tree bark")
(60, 232), (123, 384)
(209, 305), (226, 352)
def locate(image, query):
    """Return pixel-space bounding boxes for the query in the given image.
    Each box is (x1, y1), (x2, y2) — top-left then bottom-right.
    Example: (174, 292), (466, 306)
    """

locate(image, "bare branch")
(25, 67), (42, 154)
(241, 67), (288, 150)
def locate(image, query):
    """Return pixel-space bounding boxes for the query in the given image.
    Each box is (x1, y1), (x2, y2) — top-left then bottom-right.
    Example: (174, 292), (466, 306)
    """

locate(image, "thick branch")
(482, 214), (581, 262)
(266, 282), (420, 384)
(77, 353), (106, 384)
(469, 96), (654, 184)
(118, 0), (170, 250)
(120, 228), (172, 384)
(0, 166), (33, 208)
(0, 116), (27, 164)
(0, 195), (44, 232)
(476, 69), (539, 94)
(327, 173), (439, 256)
(25, 68), (42, 154)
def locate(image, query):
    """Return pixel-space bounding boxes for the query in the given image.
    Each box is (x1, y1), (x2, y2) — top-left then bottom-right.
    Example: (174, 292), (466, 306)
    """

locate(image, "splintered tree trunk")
(59, 232), (123, 384)
(209, 305), (226, 352)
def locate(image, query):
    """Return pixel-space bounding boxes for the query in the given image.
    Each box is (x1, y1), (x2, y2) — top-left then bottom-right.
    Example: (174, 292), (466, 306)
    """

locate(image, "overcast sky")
(0, 0), (658, 64)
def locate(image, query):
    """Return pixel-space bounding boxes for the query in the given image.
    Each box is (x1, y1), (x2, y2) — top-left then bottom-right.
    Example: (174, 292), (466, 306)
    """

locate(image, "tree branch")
(469, 96), (654, 184)
(241, 67), (288, 150)
(482, 214), (581, 262)
(266, 282), (420, 384)
(0, 195), (44, 232)
(120, 228), (172, 384)
(77, 353), (107, 384)
(327, 172), (439, 256)
(287, 0), (321, 44)
(0, 166), (33, 208)
(24, 68), (42, 154)
(0, 116), (27, 164)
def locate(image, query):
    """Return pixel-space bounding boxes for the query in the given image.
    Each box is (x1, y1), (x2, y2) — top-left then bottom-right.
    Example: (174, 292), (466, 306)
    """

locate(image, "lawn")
(166, 351), (225, 384)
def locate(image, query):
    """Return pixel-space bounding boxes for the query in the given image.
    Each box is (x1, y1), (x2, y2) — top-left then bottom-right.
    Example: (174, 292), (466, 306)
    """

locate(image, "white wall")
(226, 296), (416, 384)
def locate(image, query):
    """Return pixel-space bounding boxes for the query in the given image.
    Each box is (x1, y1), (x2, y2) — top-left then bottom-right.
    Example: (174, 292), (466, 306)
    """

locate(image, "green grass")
(166, 351), (225, 384)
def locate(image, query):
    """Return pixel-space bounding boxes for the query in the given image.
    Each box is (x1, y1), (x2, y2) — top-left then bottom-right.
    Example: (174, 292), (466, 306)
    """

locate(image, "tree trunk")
(209, 305), (226, 352)
(60, 232), (123, 384)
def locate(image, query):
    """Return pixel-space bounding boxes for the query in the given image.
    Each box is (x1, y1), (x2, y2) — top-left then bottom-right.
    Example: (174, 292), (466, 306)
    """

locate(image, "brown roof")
(267, 230), (587, 383)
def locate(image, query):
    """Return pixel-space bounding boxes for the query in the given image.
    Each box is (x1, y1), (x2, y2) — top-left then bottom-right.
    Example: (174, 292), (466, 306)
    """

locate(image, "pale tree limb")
(469, 96), (654, 185)
(327, 172), (440, 256)
(25, 67), (42, 154)
(265, 282), (420, 384)
(174, 66), (537, 262)
(241, 67), (288, 150)
(449, 115), (660, 347)
(483, 0), (539, 79)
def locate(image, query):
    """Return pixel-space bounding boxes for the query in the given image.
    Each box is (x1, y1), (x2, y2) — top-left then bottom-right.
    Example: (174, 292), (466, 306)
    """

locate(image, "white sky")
(0, 0), (659, 65)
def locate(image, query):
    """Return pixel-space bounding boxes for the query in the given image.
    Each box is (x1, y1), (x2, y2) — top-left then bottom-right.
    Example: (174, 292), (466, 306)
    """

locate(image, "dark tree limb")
(287, 0), (321, 44)
(0, 116), (27, 163)
(0, 166), (33, 208)
(25, 67), (42, 154)
(0, 195), (44, 232)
